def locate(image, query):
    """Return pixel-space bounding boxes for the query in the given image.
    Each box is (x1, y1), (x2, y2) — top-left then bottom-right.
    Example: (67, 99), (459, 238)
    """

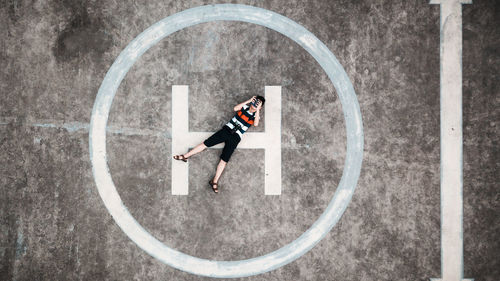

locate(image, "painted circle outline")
(89, 4), (363, 278)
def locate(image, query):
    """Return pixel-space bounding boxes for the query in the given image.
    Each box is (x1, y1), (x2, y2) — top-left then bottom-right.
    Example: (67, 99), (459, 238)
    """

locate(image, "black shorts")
(203, 125), (241, 162)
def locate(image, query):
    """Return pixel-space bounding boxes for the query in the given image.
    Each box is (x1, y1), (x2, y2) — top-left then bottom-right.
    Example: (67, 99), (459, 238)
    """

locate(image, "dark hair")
(256, 95), (266, 106)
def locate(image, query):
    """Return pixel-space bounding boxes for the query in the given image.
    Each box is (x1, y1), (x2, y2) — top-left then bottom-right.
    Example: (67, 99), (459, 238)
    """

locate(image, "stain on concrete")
(6, 0), (22, 22)
(52, 2), (112, 62)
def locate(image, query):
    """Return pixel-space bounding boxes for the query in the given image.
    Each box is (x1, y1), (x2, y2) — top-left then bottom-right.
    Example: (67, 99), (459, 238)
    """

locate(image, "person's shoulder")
(242, 104), (249, 110)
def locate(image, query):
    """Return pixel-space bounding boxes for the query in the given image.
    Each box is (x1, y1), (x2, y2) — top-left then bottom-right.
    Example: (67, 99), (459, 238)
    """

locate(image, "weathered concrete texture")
(462, 1), (500, 280)
(0, 0), (497, 280)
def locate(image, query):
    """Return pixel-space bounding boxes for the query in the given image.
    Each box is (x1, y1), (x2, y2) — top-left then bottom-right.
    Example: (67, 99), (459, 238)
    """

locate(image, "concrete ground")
(1, 0), (498, 280)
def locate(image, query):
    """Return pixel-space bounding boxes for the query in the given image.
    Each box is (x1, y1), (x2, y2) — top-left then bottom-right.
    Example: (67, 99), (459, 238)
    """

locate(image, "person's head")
(251, 95), (266, 110)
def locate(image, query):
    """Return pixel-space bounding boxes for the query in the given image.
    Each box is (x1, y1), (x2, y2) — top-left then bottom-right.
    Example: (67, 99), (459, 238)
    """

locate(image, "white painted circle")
(89, 4), (364, 278)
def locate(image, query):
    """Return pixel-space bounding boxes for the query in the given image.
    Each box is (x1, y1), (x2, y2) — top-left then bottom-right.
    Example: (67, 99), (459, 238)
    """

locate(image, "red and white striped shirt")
(225, 104), (255, 138)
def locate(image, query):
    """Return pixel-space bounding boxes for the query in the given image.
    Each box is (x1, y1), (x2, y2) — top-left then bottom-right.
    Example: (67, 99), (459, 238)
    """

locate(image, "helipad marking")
(171, 85), (282, 195)
(89, 4), (363, 278)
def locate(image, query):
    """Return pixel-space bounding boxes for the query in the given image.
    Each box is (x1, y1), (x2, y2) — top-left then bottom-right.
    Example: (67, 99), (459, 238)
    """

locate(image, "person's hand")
(248, 96), (256, 103)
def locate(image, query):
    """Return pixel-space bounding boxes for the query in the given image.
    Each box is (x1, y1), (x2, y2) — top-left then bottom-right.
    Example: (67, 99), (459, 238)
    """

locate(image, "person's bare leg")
(182, 143), (207, 158)
(212, 159), (227, 183)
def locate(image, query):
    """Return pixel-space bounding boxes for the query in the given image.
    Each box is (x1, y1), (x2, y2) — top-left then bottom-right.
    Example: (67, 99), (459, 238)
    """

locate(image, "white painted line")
(429, 0), (473, 281)
(263, 86), (282, 195)
(171, 85), (189, 195)
(171, 85), (282, 195)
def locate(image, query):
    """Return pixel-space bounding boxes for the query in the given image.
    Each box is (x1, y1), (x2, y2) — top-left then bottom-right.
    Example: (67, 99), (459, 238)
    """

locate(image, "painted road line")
(171, 85), (282, 195)
(429, 0), (473, 281)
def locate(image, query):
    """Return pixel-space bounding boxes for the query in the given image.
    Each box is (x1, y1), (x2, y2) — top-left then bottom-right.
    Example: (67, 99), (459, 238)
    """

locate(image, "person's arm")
(254, 108), (260, 126)
(233, 96), (255, 111)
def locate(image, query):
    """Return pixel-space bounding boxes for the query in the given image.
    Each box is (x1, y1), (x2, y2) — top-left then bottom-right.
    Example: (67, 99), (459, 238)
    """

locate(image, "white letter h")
(171, 85), (282, 195)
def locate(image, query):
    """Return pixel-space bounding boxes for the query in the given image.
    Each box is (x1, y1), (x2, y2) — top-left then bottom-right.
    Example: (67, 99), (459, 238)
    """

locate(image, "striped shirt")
(225, 104), (256, 138)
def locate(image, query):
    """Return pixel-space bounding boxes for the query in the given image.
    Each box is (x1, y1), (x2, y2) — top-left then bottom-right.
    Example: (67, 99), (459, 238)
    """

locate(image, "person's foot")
(173, 154), (188, 162)
(209, 179), (219, 193)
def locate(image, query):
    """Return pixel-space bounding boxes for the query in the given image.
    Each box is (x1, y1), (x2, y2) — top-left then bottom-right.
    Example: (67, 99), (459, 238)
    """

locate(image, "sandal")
(173, 154), (188, 162)
(209, 179), (219, 193)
